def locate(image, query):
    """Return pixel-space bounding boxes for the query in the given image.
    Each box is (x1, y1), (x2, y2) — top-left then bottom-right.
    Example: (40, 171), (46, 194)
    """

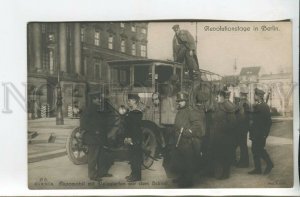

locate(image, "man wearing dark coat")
(80, 92), (113, 181)
(234, 89), (250, 168)
(206, 88), (237, 179)
(172, 24), (200, 80)
(248, 88), (273, 175)
(172, 91), (205, 187)
(124, 93), (143, 182)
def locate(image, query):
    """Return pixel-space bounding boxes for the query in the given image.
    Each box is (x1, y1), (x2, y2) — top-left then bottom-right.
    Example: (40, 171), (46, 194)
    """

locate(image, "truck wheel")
(66, 127), (88, 165)
(142, 127), (157, 169)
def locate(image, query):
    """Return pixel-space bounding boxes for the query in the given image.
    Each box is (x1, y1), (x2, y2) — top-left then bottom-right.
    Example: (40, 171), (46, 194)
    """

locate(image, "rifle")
(175, 127), (184, 148)
(265, 88), (271, 103)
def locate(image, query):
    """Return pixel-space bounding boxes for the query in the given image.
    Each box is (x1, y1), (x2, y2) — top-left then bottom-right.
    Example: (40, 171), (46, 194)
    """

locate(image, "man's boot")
(262, 151), (274, 175)
(248, 157), (261, 175)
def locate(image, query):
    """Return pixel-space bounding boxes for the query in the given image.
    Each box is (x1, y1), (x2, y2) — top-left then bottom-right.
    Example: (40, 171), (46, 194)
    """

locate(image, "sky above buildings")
(147, 21), (292, 76)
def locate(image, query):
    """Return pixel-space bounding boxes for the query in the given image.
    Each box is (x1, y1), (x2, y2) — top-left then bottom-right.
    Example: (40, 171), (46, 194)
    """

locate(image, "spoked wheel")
(141, 127), (157, 169)
(66, 127), (88, 165)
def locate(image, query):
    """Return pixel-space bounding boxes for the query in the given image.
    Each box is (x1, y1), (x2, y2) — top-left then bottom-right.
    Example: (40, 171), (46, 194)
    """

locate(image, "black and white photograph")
(27, 21), (295, 189)
(1, 1), (299, 196)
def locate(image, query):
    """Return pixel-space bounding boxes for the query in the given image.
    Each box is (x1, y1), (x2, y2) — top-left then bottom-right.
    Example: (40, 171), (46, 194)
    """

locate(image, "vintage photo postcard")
(27, 21), (295, 189)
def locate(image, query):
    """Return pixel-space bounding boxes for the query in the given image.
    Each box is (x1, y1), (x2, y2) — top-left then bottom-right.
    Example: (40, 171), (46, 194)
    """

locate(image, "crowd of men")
(77, 24), (274, 187)
(164, 87), (274, 187)
(79, 86), (274, 188)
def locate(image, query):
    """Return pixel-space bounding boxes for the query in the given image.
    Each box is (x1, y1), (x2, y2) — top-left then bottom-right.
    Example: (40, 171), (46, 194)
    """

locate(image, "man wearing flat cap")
(172, 24), (200, 80)
(124, 93), (143, 182)
(248, 88), (273, 175)
(234, 89), (250, 168)
(170, 91), (204, 187)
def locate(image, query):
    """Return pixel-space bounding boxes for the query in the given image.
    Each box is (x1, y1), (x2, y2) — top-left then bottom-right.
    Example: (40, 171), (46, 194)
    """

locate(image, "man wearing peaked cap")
(172, 24), (200, 80)
(81, 91), (113, 181)
(124, 93), (143, 182)
(254, 88), (265, 97)
(128, 93), (140, 101)
(234, 88), (251, 168)
(172, 24), (180, 30)
(248, 87), (273, 175)
(176, 91), (189, 102)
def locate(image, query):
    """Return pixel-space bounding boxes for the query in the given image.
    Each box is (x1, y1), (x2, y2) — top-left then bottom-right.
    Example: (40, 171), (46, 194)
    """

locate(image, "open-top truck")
(66, 59), (222, 169)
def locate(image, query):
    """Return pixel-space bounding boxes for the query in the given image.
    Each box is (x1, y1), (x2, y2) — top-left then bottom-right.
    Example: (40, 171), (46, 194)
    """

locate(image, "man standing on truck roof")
(172, 24), (201, 80)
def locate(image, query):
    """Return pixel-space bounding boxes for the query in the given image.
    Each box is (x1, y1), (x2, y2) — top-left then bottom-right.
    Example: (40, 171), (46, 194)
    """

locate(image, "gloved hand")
(182, 129), (193, 138)
(124, 138), (133, 145)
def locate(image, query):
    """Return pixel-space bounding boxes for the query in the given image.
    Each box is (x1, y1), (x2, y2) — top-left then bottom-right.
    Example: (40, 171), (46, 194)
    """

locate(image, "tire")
(141, 127), (157, 169)
(66, 127), (88, 165)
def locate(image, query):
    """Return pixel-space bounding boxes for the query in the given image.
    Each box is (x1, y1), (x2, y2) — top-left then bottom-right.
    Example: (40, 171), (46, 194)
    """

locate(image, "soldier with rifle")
(171, 91), (205, 187)
(248, 88), (273, 175)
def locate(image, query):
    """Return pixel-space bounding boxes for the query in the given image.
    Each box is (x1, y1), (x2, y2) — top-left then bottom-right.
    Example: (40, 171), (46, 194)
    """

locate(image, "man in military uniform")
(81, 92), (113, 181)
(172, 91), (205, 187)
(172, 24), (200, 80)
(235, 89), (250, 168)
(124, 93), (143, 182)
(248, 88), (273, 175)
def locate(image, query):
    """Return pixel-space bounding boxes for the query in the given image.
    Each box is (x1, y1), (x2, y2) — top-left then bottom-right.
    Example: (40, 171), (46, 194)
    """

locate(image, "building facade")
(27, 22), (148, 118)
(223, 66), (293, 116)
(259, 73), (293, 116)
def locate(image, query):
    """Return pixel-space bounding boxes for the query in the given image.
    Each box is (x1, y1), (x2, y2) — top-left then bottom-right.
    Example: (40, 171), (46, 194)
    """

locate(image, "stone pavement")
(28, 118), (79, 163)
(27, 117), (294, 163)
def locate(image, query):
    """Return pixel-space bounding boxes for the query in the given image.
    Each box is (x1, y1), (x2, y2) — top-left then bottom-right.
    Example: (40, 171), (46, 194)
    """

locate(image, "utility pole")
(195, 22), (198, 49)
(56, 71), (64, 125)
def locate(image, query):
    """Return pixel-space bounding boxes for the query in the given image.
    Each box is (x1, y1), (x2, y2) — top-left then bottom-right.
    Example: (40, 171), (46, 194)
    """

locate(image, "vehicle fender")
(141, 120), (166, 148)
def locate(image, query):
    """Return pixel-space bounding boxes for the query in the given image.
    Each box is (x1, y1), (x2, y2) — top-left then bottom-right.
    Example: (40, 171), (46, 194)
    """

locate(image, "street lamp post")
(56, 71), (64, 125)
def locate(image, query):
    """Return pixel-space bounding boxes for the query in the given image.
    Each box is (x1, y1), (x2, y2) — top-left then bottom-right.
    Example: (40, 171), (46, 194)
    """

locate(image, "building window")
(81, 57), (87, 75)
(41, 24), (46, 33)
(121, 39), (126, 53)
(141, 28), (146, 34)
(120, 22), (125, 28)
(141, 44), (147, 57)
(94, 30), (100, 46)
(108, 36), (114, 49)
(42, 49), (50, 69)
(94, 58), (101, 80)
(131, 42), (136, 56)
(80, 28), (85, 42)
(131, 24), (136, 32)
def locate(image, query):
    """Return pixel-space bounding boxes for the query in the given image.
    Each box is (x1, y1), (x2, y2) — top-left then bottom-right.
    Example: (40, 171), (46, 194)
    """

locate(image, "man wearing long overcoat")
(248, 88), (273, 175)
(81, 92), (113, 181)
(172, 92), (205, 187)
(207, 88), (237, 179)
